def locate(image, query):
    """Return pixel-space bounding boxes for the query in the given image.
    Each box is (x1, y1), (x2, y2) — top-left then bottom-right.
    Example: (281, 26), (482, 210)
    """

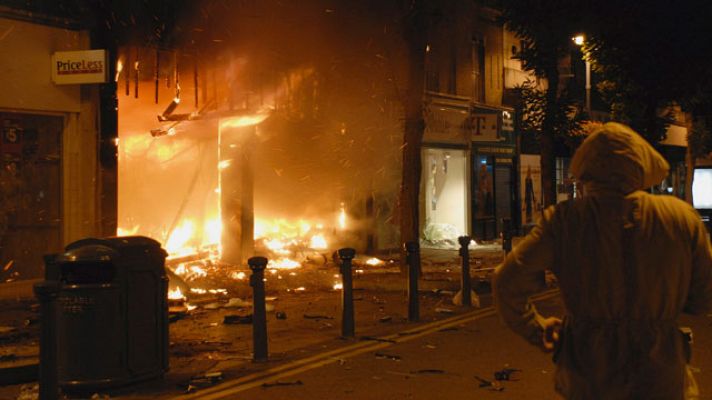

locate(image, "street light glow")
(573, 35), (585, 46)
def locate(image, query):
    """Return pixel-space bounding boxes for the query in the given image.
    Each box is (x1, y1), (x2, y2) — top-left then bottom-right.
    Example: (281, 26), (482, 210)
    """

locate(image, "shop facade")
(0, 12), (104, 280)
(420, 95), (517, 246)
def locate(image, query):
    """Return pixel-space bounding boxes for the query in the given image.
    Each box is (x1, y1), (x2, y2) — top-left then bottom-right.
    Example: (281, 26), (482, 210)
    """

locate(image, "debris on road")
(379, 316), (392, 323)
(275, 311), (287, 320)
(494, 367), (521, 381)
(375, 352), (402, 361)
(184, 371), (224, 393)
(303, 314), (334, 320)
(411, 369), (445, 375)
(435, 307), (454, 314)
(360, 336), (396, 343)
(262, 380), (303, 388)
(224, 298), (250, 308)
(223, 315), (252, 324)
(475, 376), (504, 391)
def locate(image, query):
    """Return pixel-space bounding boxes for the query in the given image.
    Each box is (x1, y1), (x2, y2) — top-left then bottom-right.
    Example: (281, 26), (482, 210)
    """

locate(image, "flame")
(220, 110), (270, 129)
(218, 159), (232, 170)
(269, 258), (301, 270)
(165, 220), (197, 256)
(168, 286), (186, 300)
(309, 234), (327, 250)
(338, 203), (346, 230)
(203, 217), (222, 248)
(333, 282), (343, 290)
(117, 225), (140, 237)
(231, 271), (247, 280)
(115, 59), (123, 82)
(366, 257), (384, 266)
(190, 265), (207, 278)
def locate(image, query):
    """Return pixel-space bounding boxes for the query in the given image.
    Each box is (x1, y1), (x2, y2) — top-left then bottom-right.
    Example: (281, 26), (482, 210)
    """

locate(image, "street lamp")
(573, 35), (591, 117)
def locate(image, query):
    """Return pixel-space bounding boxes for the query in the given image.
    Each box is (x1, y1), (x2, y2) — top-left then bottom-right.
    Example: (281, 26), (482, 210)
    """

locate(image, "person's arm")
(683, 215), (712, 315)
(493, 206), (557, 346)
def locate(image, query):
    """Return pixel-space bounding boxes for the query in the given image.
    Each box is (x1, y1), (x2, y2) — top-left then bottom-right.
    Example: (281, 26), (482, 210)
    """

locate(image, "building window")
(472, 37), (485, 102)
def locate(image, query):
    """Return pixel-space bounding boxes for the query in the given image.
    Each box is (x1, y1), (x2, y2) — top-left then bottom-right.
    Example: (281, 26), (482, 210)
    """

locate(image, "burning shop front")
(115, 39), (403, 289)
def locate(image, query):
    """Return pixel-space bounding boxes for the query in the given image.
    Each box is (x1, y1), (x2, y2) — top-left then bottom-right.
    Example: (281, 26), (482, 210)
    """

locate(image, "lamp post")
(573, 35), (591, 116)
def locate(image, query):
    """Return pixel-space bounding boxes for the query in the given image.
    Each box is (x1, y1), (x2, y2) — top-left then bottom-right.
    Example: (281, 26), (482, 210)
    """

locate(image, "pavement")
(1, 241), (712, 399)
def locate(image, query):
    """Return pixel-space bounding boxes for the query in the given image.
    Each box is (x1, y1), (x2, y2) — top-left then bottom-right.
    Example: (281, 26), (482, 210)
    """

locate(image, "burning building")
(115, 1), (405, 270)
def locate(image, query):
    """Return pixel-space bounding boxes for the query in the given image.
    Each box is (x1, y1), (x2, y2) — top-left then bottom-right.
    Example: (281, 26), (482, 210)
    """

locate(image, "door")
(0, 112), (62, 281)
(494, 161), (514, 235)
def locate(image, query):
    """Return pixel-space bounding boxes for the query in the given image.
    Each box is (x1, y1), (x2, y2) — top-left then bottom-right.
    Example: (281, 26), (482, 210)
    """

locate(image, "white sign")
(51, 50), (107, 85)
(471, 113), (499, 141)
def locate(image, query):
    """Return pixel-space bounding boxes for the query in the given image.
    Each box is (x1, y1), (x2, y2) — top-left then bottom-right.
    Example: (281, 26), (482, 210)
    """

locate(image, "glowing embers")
(254, 218), (333, 270)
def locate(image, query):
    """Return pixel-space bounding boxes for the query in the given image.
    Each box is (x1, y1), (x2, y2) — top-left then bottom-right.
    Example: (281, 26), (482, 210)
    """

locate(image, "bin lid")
(56, 243), (118, 264)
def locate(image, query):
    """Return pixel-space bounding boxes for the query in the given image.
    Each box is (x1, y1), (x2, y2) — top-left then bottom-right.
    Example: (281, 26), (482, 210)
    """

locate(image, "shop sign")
(472, 113), (499, 141)
(502, 111), (514, 132)
(51, 50), (107, 85)
(424, 104), (470, 144)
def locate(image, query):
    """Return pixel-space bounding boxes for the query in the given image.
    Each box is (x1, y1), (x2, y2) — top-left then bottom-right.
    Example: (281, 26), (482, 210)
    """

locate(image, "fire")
(365, 257), (384, 266)
(219, 110), (271, 129)
(268, 257), (301, 270)
(309, 234), (327, 250)
(168, 286), (186, 300)
(117, 225), (140, 237)
(338, 203), (347, 230)
(165, 220), (197, 256)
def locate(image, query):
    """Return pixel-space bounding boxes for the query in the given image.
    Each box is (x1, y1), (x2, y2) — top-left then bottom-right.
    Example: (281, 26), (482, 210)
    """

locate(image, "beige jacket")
(494, 123), (712, 399)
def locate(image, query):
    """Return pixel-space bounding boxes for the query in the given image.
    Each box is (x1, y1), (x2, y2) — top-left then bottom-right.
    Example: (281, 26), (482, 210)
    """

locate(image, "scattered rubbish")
(303, 314), (334, 320)
(262, 380), (303, 388)
(0, 326), (16, 335)
(424, 344), (437, 349)
(90, 393), (110, 400)
(265, 296), (278, 302)
(452, 290), (481, 307)
(494, 368), (521, 381)
(375, 352), (402, 361)
(475, 376), (504, 391)
(379, 316), (392, 323)
(168, 313), (186, 323)
(187, 371), (223, 391)
(224, 298), (250, 308)
(204, 302), (222, 310)
(223, 315), (252, 324)
(411, 369), (445, 375)
(360, 336), (396, 343)
(385, 370), (413, 378)
(275, 311), (287, 320)
(23, 319), (37, 327)
(329, 357), (347, 365)
(16, 384), (39, 400)
(435, 307), (454, 314)
(0, 354), (18, 362)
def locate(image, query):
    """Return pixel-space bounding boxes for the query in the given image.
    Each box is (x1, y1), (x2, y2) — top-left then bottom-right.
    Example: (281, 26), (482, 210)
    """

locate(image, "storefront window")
(421, 148), (468, 248)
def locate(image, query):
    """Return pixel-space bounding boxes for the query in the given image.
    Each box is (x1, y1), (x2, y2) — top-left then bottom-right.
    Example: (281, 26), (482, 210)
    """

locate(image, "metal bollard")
(248, 256), (269, 362)
(34, 281), (60, 400)
(501, 218), (513, 257)
(458, 236), (472, 307)
(337, 248), (356, 338)
(405, 241), (420, 322)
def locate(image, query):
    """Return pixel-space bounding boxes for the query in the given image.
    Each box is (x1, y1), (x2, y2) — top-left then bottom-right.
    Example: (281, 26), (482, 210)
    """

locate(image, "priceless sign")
(51, 50), (107, 84)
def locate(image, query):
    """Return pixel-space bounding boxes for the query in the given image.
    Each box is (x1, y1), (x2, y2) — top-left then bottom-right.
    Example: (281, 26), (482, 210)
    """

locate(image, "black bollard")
(458, 236), (472, 307)
(337, 248), (356, 338)
(248, 256), (269, 362)
(34, 281), (60, 400)
(501, 218), (513, 257)
(405, 241), (420, 322)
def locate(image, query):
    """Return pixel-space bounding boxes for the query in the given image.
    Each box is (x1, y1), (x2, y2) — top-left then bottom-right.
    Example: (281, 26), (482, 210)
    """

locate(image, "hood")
(570, 122), (669, 194)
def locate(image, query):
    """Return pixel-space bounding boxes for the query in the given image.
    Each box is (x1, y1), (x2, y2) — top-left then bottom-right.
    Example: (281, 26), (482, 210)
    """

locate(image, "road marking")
(178, 289), (560, 400)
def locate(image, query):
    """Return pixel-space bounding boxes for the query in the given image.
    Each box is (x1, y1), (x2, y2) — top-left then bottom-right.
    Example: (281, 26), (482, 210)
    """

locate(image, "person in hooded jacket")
(493, 122), (712, 399)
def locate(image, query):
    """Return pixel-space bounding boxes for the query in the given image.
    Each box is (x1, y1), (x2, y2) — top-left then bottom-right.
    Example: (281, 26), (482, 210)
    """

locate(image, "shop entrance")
(473, 155), (514, 241)
(0, 112), (63, 280)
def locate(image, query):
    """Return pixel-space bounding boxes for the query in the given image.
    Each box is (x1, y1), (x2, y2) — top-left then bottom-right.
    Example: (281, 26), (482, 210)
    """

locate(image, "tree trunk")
(540, 68), (559, 207)
(399, 0), (427, 271)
